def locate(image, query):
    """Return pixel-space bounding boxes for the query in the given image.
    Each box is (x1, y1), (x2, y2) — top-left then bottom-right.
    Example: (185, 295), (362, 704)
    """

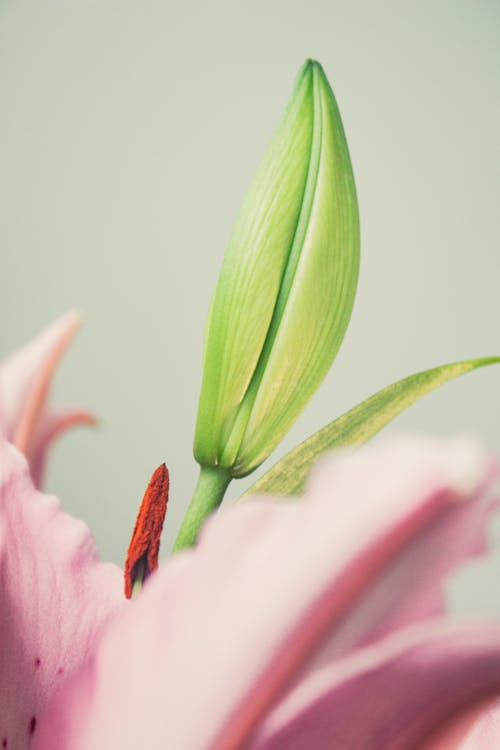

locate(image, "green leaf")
(246, 356), (500, 496)
(194, 60), (359, 477)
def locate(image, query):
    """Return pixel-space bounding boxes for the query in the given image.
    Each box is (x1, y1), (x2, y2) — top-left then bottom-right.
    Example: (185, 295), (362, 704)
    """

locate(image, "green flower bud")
(194, 59), (359, 478)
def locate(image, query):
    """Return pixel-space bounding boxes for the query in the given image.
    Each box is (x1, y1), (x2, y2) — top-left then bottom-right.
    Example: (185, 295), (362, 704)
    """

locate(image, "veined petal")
(0, 440), (124, 749)
(248, 622), (500, 750)
(295, 436), (500, 662)
(0, 312), (93, 486)
(35, 437), (499, 750)
(421, 698), (500, 749)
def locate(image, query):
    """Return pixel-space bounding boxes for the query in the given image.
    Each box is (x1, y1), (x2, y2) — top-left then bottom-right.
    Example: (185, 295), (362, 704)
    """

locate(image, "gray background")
(1, 0), (499, 601)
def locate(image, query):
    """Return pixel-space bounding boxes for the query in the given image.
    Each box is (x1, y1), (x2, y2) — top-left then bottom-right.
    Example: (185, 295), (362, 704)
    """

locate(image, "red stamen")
(124, 463), (169, 599)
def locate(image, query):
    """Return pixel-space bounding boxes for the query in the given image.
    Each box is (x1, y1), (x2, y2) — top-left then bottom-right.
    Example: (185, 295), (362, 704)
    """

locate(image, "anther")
(124, 464), (169, 599)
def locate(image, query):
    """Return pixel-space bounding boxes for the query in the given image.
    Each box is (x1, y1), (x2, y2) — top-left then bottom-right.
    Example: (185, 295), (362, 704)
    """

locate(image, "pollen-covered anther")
(124, 463), (169, 599)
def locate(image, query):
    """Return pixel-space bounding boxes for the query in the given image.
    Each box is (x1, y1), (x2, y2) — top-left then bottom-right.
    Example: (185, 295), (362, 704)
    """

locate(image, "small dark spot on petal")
(34, 658), (41, 669)
(2, 738), (7, 747)
(28, 716), (36, 735)
(56, 667), (64, 676)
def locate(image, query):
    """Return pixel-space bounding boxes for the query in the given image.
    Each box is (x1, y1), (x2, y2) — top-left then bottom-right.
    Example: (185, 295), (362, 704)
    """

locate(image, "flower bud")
(194, 60), (359, 477)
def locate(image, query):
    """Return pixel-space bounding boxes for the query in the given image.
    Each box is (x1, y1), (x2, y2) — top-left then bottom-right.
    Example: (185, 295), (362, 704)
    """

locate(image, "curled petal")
(28, 408), (97, 488)
(0, 312), (93, 485)
(0, 312), (79, 447)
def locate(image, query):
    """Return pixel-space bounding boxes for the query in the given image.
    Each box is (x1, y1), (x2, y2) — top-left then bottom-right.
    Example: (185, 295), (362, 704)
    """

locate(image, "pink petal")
(421, 698), (500, 749)
(300, 437), (500, 666)
(34, 437), (499, 750)
(248, 622), (500, 750)
(28, 409), (97, 489)
(0, 313), (93, 485)
(459, 706), (500, 749)
(0, 439), (125, 749)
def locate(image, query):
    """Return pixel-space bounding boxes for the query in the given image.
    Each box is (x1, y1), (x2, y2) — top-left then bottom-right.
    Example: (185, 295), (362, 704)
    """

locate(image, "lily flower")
(0, 312), (94, 487)
(2, 322), (500, 749)
(1, 430), (498, 746)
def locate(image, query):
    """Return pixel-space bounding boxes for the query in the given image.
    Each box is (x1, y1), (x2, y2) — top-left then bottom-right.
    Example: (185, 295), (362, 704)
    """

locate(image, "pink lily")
(3, 443), (500, 750)
(0, 313), (94, 487)
(1, 325), (500, 749)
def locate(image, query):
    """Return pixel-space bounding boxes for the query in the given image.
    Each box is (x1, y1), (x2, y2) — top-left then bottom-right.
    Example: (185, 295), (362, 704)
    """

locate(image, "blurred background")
(1, 0), (499, 597)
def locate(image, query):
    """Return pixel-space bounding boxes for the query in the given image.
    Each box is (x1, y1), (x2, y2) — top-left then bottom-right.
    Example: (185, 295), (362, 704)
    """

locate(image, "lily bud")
(194, 59), (359, 478)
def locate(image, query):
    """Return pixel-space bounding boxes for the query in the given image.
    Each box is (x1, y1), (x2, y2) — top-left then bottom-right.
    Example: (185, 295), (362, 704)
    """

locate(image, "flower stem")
(173, 465), (232, 552)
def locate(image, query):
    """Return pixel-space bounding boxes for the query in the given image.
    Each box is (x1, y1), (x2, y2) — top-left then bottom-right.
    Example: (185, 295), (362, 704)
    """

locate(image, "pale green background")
(1, 1), (499, 608)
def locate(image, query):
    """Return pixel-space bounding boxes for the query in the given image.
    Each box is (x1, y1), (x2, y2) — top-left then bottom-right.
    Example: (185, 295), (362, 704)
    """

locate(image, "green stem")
(173, 465), (232, 551)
